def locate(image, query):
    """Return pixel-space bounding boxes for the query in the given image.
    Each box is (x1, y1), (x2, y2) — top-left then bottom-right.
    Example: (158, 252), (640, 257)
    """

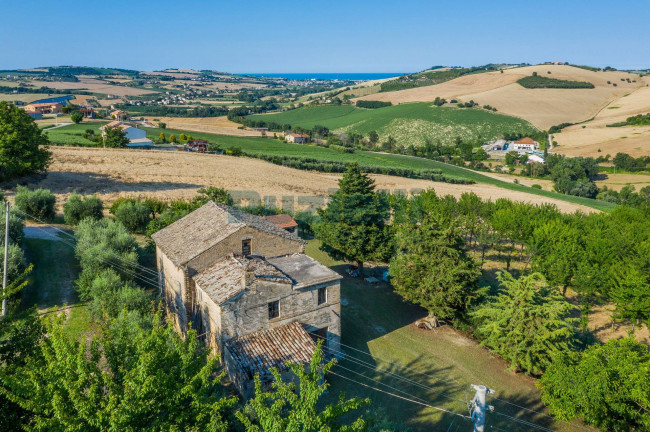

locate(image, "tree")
(390, 200), (482, 325)
(504, 151), (519, 166)
(70, 111), (83, 124)
(63, 193), (103, 225)
(531, 219), (581, 294)
(3, 312), (236, 431)
(539, 338), (650, 431)
(179, 133), (187, 141)
(609, 241), (650, 331)
(236, 342), (369, 432)
(316, 163), (392, 274)
(157, 122), (166, 129)
(103, 125), (130, 148)
(472, 272), (577, 375)
(113, 201), (152, 233)
(159, 132), (166, 143)
(367, 130), (379, 145)
(193, 186), (233, 207)
(169, 134), (177, 143)
(0, 101), (51, 181)
(14, 186), (56, 221)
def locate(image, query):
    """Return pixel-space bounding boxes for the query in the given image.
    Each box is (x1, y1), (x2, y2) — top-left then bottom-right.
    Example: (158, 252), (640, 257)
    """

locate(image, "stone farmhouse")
(152, 202), (342, 397)
(285, 133), (310, 144)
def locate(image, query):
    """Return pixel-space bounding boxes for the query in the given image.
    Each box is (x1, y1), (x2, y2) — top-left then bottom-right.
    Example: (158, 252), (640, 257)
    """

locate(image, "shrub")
(532, 184), (542, 189)
(14, 186), (56, 221)
(86, 268), (151, 319)
(356, 100), (392, 109)
(113, 201), (152, 233)
(0, 243), (27, 283)
(0, 213), (24, 245)
(70, 111), (83, 124)
(517, 75), (594, 89)
(63, 193), (103, 225)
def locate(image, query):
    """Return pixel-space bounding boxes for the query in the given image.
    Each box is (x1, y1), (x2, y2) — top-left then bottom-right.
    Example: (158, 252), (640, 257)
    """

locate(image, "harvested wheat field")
(25, 78), (156, 96)
(143, 116), (264, 137)
(22, 147), (597, 215)
(357, 65), (642, 129)
(553, 75), (650, 157)
(595, 173), (650, 191)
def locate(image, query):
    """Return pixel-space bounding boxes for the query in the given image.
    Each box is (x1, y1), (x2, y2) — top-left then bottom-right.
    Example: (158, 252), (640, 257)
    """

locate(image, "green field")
(248, 103), (537, 147)
(43, 121), (107, 146)
(305, 241), (574, 432)
(46, 122), (615, 211)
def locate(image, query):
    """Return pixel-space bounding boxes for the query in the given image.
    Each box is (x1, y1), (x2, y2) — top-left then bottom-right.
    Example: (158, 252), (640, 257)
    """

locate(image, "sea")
(244, 73), (407, 81)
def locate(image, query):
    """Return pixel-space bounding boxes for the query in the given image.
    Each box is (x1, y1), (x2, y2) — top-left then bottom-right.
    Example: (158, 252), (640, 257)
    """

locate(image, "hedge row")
(241, 152), (474, 184)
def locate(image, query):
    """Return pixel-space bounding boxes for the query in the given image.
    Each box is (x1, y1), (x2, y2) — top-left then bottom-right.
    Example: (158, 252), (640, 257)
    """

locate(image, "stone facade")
(153, 202), (341, 398)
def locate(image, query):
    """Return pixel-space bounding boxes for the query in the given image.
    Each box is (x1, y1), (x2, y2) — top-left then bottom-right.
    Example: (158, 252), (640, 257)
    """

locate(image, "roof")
(267, 254), (341, 289)
(100, 121), (133, 131)
(194, 254), (291, 305)
(25, 102), (62, 107)
(225, 321), (316, 379)
(151, 202), (302, 267)
(288, 133), (309, 138)
(264, 214), (298, 229)
(127, 138), (154, 147)
(514, 137), (536, 145)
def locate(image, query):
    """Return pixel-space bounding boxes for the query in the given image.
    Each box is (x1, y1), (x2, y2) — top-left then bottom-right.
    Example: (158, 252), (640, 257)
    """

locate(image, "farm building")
(151, 202), (342, 398)
(527, 154), (545, 164)
(265, 214), (299, 234)
(79, 107), (95, 118)
(100, 121), (146, 140)
(285, 133), (310, 144)
(511, 137), (539, 152)
(110, 109), (129, 121)
(185, 140), (209, 152)
(482, 139), (507, 152)
(24, 102), (62, 114)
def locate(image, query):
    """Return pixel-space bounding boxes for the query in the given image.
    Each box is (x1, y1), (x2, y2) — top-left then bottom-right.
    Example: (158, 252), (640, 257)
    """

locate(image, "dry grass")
(357, 65), (642, 130)
(553, 76), (650, 157)
(21, 147), (598, 216)
(23, 79), (155, 96)
(0, 93), (45, 103)
(143, 116), (264, 137)
(595, 173), (650, 191)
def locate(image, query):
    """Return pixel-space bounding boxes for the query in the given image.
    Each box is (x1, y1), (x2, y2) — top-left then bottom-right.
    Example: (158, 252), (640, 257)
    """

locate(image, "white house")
(527, 154), (545, 164)
(100, 121), (152, 147)
(511, 137), (539, 152)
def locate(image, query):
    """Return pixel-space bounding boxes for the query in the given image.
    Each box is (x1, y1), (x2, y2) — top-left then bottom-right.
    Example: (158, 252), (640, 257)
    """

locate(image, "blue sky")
(2, 1), (648, 72)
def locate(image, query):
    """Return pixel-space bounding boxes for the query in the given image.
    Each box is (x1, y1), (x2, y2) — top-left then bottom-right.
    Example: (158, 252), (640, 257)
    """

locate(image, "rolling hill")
(356, 65), (643, 130)
(248, 103), (537, 147)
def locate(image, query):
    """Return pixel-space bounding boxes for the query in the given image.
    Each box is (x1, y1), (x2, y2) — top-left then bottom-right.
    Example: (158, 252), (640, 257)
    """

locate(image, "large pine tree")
(472, 272), (577, 375)
(389, 202), (482, 326)
(316, 163), (392, 273)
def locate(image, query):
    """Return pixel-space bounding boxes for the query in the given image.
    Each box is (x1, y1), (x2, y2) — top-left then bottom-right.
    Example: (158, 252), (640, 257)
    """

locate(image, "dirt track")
(21, 147), (598, 215)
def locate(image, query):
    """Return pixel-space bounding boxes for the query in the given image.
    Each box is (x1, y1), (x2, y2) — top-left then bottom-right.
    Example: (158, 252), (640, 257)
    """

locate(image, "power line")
(492, 411), (556, 432)
(26, 224), (162, 291)
(20, 212), (161, 280)
(490, 397), (597, 432)
(327, 370), (470, 420)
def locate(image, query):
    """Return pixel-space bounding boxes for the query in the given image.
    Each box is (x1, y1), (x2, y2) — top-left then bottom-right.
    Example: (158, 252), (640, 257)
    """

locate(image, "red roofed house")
(511, 137), (539, 152)
(24, 102), (62, 114)
(110, 110), (129, 121)
(285, 133), (310, 144)
(265, 214), (298, 234)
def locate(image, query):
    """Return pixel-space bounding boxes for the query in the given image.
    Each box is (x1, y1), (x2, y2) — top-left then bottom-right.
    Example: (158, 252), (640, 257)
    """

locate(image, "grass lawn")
(44, 121), (107, 146)
(248, 103), (537, 147)
(305, 241), (577, 431)
(22, 228), (91, 339)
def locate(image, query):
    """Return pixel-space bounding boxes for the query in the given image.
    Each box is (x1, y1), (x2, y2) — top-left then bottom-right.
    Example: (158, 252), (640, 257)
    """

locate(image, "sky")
(2, 1), (649, 72)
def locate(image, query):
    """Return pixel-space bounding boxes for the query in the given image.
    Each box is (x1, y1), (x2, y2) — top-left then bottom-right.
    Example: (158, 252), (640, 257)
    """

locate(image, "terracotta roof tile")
(226, 321), (316, 379)
(264, 214), (298, 229)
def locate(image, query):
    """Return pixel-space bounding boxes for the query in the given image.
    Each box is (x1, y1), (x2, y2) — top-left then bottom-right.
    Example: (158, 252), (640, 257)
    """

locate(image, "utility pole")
(2, 201), (9, 317)
(470, 384), (493, 432)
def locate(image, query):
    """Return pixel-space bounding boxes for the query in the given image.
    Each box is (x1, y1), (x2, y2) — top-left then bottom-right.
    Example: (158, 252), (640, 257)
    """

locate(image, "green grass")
(305, 241), (574, 431)
(248, 103), (537, 147)
(44, 121), (107, 146)
(517, 75), (595, 89)
(49, 122), (616, 211)
(22, 231), (92, 339)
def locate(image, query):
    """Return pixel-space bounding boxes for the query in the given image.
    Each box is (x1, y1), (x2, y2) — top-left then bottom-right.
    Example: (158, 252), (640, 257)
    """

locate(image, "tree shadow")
(12, 171), (203, 197)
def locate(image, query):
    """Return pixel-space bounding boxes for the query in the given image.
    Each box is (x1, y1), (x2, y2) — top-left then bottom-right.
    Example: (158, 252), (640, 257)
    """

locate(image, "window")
(309, 327), (328, 347)
(268, 300), (280, 319)
(242, 239), (251, 256)
(317, 287), (327, 305)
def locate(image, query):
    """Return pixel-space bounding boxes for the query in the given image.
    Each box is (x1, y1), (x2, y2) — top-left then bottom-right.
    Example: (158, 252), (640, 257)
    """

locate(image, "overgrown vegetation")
(517, 74), (595, 89)
(606, 112), (650, 127)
